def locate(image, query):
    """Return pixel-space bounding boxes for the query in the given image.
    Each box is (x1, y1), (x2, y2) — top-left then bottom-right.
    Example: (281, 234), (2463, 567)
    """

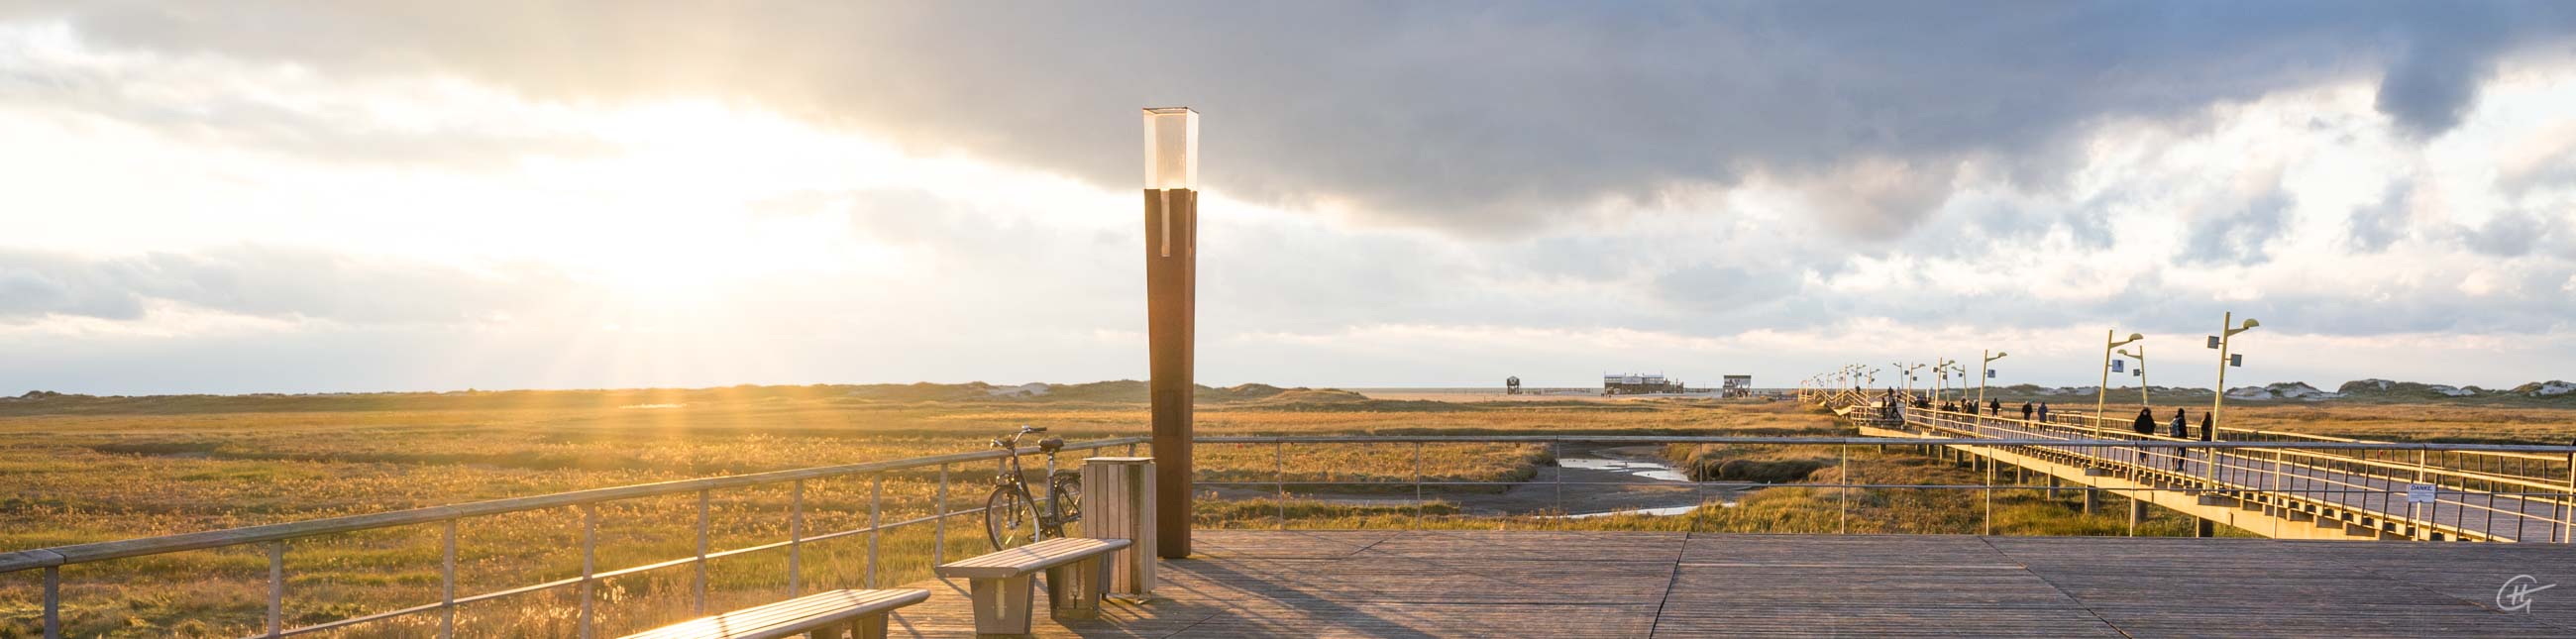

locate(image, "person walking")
(2037, 402), (2051, 424)
(2169, 408), (2190, 471)
(2131, 406), (2156, 466)
(1988, 398), (2001, 416)
(2020, 401), (2034, 422)
(2200, 412), (2214, 442)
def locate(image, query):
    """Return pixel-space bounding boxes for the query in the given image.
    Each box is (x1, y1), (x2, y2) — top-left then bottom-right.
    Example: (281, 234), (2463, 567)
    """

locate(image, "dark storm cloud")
(11, 1), (2574, 238)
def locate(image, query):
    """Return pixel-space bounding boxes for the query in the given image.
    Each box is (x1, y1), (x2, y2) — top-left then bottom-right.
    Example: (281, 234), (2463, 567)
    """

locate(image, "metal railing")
(1191, 434), (2576, 540)
(1887, 406), (2576, 542)
(0, 436), (1146, 639)
(1823, 389), (2576, 542)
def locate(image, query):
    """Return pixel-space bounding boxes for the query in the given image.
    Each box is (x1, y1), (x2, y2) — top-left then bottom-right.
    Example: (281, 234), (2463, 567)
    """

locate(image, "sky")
(5, 2), (2576, 394)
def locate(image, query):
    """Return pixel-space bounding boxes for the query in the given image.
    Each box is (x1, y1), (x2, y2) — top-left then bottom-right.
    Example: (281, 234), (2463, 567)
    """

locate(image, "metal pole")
(869, 475), (882, 587)
(1553, 441), (1564, 520)
(1984, 449), (1995, 536)
(1414, 442), (1425, 529)
(442, 520), (458, 639)
(2564, 450), (2574, 544)
(267, 541), (284, 638)
(694, 489), (708, 614)
(789, 480), (804, 596)
(579, 505), (595, 639)
(1839, 444), (1850, 535)
(43, 567), (59, 639)
(2097, 330), (2112, 431)
(934, 465), (948, 567)
(1275, 442), (1288, 530)
(2211, 312), (2232, 441)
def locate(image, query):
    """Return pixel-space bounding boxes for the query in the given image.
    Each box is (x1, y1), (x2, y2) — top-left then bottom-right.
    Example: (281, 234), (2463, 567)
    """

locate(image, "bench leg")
(970, 575), (1035, 638)
(807, 621), (845, 639)
(1045, 555), (1109, 620)
(854, 612), (889, 639)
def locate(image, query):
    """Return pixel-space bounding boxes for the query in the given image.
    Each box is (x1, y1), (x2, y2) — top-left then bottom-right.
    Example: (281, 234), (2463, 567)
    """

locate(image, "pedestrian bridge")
(1817, 388), (2576, 543)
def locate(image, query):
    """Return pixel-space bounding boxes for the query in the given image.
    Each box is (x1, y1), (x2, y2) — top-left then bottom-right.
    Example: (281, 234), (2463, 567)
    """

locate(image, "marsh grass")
(0, 390), (2470, 637)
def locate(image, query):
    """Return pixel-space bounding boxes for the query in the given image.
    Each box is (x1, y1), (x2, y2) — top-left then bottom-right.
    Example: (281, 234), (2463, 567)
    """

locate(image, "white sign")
(2407, 483), (2436, 503)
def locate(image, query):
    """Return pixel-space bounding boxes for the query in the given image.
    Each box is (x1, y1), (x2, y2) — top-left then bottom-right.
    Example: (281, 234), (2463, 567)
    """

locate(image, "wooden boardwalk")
(881, 530), (2575, 637)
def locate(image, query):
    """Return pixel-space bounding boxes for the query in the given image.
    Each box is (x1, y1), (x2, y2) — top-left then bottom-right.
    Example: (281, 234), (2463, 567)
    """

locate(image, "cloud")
(0, 247), (576, 324)
(2344, 181), (2412, 253)
(13, 2), (2575, 238)
(2181, 180), (2296, 266)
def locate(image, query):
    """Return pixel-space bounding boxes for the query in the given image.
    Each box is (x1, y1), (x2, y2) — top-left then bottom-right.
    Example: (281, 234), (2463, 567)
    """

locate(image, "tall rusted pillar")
(1142, 107), (1198, 558)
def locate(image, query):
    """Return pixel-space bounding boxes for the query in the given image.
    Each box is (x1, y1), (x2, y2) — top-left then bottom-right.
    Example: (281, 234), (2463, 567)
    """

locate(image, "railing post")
(42, 566), (58, 639)
(1838, 443), (1850, 535)
(266, 540), (284, 638)
(1276, 441), (1288, 530)
(579, 504), (595, 639)
(1411, 440), (1432, 530)
(1983, 447), (1995, 536)
(2564, 450), (2574, 544)
(676, 491), (699, 615)
(935, 464), (949, 567)
(1552, 441), (1565, 522)
(789, 479), (805, 596)
(441, 519), (458, 639)
(868, 475), (882, 588)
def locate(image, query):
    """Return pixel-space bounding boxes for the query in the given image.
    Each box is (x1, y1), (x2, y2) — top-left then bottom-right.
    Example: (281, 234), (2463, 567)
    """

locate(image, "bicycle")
(983, 425), (1081, 550)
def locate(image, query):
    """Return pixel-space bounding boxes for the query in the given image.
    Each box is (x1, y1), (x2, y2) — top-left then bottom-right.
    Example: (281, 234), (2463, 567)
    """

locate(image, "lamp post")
(2098, 331), (2144, 428)
(1933, 358), (1953, 404)
(2116, 345), (2147, 407)
(2208, 313), (2260, 442)
(1896, 363), (1923, 397)
(1142, 107), (1198, 558)
(1979, 350), (2008, 413)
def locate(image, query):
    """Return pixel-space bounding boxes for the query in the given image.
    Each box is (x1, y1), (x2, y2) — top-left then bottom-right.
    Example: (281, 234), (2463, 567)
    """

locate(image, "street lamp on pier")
(2207, 313), (2260, 442)
(1978, 350), (2008, 413)
(2097, 331), (2144, 427)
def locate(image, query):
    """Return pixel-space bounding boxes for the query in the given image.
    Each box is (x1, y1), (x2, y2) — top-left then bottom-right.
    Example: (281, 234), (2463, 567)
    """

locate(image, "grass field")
(2, 383), (2569, 637)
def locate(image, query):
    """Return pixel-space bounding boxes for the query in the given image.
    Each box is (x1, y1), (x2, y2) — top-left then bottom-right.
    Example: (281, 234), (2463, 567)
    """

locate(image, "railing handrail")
(1194, 434), (2576, 453)
(0, 436), (1148, 574)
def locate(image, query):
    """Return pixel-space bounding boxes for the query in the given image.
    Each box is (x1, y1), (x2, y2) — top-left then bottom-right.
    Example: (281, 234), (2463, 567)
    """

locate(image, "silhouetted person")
(2037, 402), (2051, 424)
(1987, 399), (2001, 416)
(2020, 402), (2034, 422)
(2200, 412), (2214, 442)
(2131, 407), (2156, 464)
(2169, 408), (2189, 471)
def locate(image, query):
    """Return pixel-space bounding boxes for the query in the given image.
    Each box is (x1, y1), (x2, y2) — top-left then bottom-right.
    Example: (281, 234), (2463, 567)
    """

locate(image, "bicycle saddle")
(1038, 437), (1064, 453)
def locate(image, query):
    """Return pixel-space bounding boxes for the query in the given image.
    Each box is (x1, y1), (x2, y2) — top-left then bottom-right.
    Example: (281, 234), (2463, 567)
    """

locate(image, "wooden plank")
(622, 588), (928, 639)
(875, 530), (2576, 637)
(936, 537), (1128, 579)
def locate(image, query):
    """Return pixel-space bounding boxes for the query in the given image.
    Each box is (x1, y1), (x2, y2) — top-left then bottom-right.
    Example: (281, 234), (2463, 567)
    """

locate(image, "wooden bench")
(935, 537), (1130, 638)
(618, 588), (929, 639)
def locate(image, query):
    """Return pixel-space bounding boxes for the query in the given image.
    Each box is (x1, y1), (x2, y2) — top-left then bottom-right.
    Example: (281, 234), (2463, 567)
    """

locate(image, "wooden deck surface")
(881, 530), (2575, 637)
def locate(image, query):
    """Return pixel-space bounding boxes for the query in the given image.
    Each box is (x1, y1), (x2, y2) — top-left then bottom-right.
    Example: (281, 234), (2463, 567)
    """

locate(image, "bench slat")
(936, 537), (1128, 579)
(619, 588), (928, 639)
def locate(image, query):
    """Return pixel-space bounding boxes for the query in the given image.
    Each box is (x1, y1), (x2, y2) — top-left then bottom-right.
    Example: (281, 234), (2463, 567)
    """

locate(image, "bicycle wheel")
(985, 485), (1041, 550)
(1046, 472), (1083, 536)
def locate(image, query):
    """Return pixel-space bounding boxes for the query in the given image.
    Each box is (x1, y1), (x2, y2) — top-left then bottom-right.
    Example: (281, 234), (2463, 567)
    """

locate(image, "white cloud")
(6, 11), (2576, 394)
